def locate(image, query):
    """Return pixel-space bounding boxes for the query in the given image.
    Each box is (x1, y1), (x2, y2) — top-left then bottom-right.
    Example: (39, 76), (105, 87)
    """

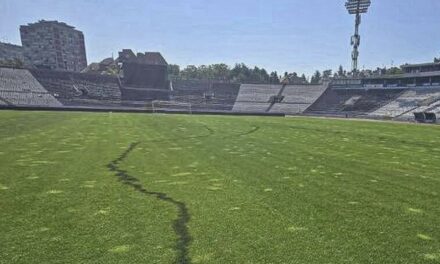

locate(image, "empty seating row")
(61, 98), (123, 108)
(269, 84), (328, 114)
(371, 89), (440, 118)
(269, 103), (311, 114)
(0, 91), (62, 107)
(0, 97), (8, 105)
(232, 102), (271, 113)
(31, 69), (122, 101)
(281, 85), (328, 104)
(172, 80), (240, 111)
(235, 84), (281, 103)
(342, 89), (403, 112)
(0, 68), (49, 93)
(428, 104), (440, 114)
(301, 87), (350, 114)
(307, 87), (403, 116)
(172, 80), (210, 91)
(121, 87), (170, 101)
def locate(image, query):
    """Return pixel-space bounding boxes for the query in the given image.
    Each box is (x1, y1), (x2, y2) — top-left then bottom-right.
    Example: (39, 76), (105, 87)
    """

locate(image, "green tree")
(211, 64), (230, 80)
(337, 65), (346, 78)
(230, 63), (251, 83)
(168, 64), (180, 77)
(181, 65), (198, 79)
(386, 67), (403, 75)
(170, 62), (308, 84)
(310, 70), (322, 84)
(269, 71), (280, 84)
(322, 69), (333, 79)
(197, 65), (212, 79)
(300, 74), (308, 84)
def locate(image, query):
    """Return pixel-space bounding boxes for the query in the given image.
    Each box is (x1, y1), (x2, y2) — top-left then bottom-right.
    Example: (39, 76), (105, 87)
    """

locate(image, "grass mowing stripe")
(107, 142), (191, 264)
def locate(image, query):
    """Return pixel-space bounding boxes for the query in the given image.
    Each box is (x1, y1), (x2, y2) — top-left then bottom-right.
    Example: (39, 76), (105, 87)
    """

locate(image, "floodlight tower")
(345, 0), (371, 74)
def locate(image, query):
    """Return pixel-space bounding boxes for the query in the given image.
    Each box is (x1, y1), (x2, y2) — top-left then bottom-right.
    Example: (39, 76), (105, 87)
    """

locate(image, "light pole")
(345, 0), (371, 74)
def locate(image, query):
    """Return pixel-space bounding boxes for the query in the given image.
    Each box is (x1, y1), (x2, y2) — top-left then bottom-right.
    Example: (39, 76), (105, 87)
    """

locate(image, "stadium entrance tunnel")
(425, 112), (437, 123)
(414, 112), (437, 123)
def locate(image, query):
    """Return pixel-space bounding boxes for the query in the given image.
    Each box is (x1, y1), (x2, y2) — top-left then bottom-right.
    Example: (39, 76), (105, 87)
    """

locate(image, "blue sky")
(1, 0), (440, 76)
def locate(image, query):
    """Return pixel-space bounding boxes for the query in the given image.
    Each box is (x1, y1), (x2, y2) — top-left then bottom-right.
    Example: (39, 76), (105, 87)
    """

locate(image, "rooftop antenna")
(345, 0), (371, 75)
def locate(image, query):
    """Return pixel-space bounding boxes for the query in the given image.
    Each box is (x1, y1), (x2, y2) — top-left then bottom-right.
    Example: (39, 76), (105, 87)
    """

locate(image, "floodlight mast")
(345, 0), (371, 74)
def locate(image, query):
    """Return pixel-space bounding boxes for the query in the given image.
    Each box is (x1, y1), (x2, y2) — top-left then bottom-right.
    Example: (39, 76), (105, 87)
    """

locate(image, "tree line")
(168, 63), (318, 84)
(168, 63), (408, 85)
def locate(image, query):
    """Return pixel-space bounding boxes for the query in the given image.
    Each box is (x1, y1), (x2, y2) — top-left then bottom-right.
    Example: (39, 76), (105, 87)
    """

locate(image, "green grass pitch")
(0, 110), (439, 263)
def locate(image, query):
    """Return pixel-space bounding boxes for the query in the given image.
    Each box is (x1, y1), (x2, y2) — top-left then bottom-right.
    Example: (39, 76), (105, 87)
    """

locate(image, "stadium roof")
(401, 62), (440, 68)
(365, 70), (440, 80)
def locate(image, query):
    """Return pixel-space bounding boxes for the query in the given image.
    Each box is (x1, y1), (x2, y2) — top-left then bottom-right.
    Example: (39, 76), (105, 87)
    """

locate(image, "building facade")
(20, 20), (87, 72)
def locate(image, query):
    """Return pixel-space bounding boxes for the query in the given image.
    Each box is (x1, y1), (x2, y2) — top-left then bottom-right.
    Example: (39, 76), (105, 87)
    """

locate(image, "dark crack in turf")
(106, 125), (261, 263)
(107, 142), (192, 264)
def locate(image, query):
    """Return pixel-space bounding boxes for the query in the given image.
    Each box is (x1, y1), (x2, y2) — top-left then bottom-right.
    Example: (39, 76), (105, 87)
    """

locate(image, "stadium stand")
(212, 83), (241, 106)
(235, 84), (281, 102)
(0, 64), (439, 123)
(0, 67), (62, 107)
(304, 87), (353, 115)
(371, 88), (440, 119)
(172, 80), (240, 111)
(0, 91), (62, 106)
(232, 102), (271, 113)
(0, 97), (9, 105)
(121, 87), (170, 101)
(233, 84), (281, 112)
(429, 103), (440, 114)
(406, 98), (440, 117)
(342, 89), (404, 113)
(306, 86), (403, 116)
(30, 69), (121, 107)
(172, 79), (211, 103)
(269, 84), (328, 114)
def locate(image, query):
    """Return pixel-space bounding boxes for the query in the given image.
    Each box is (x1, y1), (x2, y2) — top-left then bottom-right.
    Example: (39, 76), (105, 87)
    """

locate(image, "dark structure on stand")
(117, 49), (170, 103)
(118, 49), (168, 89)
